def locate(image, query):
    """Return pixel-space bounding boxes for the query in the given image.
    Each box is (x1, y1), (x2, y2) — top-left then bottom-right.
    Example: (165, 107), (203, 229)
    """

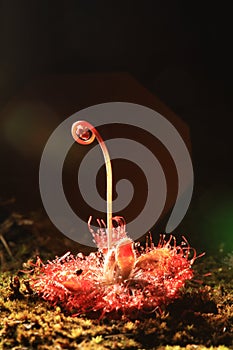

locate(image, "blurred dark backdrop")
(0, 2), (232, 252)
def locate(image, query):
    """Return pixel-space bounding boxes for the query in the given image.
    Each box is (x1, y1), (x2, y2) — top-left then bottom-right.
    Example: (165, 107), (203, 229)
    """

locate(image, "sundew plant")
(29, 120), (203, 319)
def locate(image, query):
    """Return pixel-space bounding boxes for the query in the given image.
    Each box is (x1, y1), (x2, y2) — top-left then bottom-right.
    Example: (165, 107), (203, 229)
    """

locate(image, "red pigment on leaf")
(30, 122), (200, 319)
(29, 235), (198, 319)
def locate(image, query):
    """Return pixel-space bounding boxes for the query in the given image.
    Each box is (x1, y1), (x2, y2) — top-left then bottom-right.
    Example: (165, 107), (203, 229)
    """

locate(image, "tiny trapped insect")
(28, 120), (203, 319)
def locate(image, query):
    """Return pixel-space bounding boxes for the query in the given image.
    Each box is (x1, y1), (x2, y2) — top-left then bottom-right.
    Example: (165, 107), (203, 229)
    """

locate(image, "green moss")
(0, 214), (232, 349)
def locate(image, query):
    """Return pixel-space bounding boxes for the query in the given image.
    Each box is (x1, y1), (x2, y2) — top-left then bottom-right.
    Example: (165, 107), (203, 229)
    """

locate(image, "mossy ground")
(0, 210), (232, 349)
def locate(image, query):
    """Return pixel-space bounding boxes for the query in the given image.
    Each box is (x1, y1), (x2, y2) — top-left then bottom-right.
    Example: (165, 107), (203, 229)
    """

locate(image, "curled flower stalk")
(71, 120), (137, 283)
(71, 121), (113, 250)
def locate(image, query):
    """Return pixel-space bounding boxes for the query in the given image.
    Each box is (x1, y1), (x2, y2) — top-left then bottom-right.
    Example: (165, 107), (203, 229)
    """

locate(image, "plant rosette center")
(29, 229), (197, 319)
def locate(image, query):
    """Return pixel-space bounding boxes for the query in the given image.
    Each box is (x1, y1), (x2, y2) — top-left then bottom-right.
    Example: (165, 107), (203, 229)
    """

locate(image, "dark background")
(0, 2), (232, 252)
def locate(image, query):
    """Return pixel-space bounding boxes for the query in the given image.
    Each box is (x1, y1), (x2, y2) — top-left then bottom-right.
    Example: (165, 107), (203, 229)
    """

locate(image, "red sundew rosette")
(29, 236), (197, 318)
